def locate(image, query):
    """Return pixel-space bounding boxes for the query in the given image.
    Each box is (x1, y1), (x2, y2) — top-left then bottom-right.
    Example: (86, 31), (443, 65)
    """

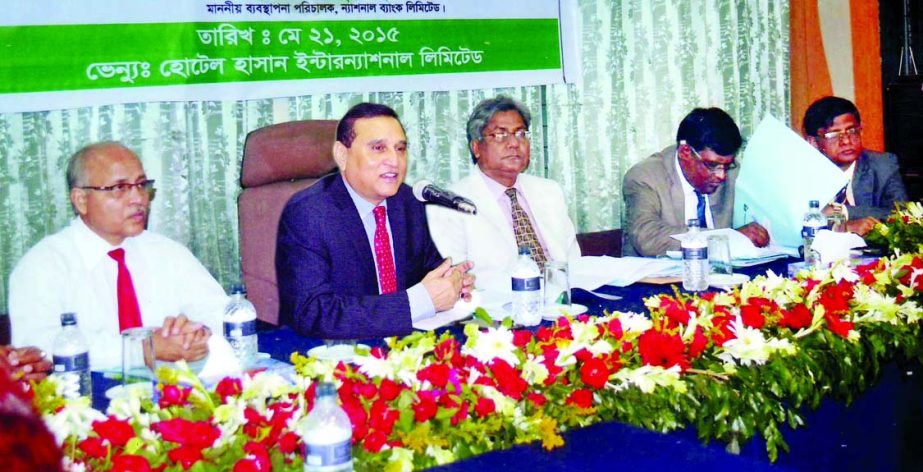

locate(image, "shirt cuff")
(408, 283), (436, 322)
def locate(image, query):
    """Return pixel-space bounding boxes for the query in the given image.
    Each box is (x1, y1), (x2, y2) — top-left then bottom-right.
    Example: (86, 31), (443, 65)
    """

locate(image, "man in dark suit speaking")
(276, 103), (473, 339)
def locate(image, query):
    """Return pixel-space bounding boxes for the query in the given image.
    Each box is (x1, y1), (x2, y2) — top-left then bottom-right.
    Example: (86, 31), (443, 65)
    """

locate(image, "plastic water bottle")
(223, 284), (258, 367)
(302, 382), (353, 472)
(682, 219), (709, 292)
(511, 247), (543, 326)
(52, 313), (92, 399)
(801, 200), (827, 266)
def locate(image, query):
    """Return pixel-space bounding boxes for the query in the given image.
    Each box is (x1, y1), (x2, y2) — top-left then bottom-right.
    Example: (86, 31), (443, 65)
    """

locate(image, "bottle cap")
(60, 312), (77, 327)
(518, 246), (532, 256)
(687, 219), (700, 228)
(316, 382), (336, 398)
(809, 200), (820, 208)
(229, 283), (247, 295)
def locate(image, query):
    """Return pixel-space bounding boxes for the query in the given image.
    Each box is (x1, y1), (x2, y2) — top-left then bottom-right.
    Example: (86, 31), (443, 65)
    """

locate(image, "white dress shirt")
(9, 217), (229, 370)
(342, 179), (435, 322)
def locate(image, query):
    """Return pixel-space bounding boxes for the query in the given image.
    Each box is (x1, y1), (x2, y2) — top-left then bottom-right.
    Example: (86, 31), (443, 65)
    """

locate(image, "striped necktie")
(372, 206), (397, 294)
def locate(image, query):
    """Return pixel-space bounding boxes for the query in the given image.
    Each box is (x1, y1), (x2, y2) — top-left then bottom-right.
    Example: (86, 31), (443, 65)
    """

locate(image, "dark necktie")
(695, 191), (707, 228)
(372, 206), (397, 294)
(834, 185), (848, 205)
(506, 188), (548, 269)
(108, 248), (142, 332)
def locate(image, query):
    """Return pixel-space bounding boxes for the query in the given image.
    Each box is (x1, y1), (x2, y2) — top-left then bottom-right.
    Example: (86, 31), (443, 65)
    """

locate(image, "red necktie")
(373, 206), (397, 294)
(108, 248), (142, 331)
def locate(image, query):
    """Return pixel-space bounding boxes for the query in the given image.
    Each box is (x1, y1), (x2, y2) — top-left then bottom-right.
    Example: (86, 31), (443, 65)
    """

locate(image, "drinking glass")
(543, 260), (570, 307)
(121, 327), (155, 388)
(707, 235), (733, 275)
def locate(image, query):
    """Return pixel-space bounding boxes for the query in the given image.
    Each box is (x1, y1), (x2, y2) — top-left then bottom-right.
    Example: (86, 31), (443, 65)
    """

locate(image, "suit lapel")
(852, 153), (873, 206)
(468, 173), (517, 246)
(662, 147), (686, 226)
(387, 195), (409, 291)
(330, 175), (379, 293)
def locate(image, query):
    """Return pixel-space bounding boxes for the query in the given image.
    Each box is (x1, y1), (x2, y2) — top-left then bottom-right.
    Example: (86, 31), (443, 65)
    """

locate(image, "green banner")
(0, 19), (561, 94)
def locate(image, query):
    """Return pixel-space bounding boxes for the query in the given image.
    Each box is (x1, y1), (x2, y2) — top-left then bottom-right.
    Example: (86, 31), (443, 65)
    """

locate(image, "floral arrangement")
(32, 251), (923, 471)
(866, 201), (923, 254)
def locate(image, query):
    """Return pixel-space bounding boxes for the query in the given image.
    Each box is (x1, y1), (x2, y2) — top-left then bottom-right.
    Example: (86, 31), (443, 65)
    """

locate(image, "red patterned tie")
(373, 206), (397, 294)
(108, 248), (142, 331)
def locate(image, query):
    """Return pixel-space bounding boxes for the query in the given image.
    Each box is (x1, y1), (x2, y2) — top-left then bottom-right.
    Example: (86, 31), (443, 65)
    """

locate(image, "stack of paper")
(731, 115), (848, 249)
(570, 256), (683, 289)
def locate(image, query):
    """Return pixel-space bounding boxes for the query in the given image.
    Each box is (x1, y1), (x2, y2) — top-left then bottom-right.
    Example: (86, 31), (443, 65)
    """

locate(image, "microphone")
(413, 180), (477, 215)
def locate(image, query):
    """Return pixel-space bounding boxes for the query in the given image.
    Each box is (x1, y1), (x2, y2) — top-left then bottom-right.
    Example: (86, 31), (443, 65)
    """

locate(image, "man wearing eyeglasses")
(9, 142), (230, 371)
(802, 96), (908, 236)
(427, 96), (581, 290)
(623, 107), (770, 257)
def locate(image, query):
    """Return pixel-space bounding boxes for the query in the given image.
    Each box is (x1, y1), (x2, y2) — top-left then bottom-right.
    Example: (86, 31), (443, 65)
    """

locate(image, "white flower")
(612, 365), (686, 394)
(830, 262), (860, 284)
(718, 318), (770, 366)
(478, 385), (516, 416)
(43, 397), (106, 445)
(462, 326), (519, 366)
(353, 353), (393, 380)
(718, 317), (794, 366)
(388, 447), (415, 472)
(520, 354), (549, 385)
(426, 445), (456, 465)
(242, 372), (292, 400)
(618, 312), (653, 337)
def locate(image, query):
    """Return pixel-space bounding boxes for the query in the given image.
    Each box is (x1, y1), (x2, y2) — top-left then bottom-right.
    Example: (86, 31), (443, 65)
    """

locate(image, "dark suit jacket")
(848, 150), (908, 220)
(276, 173), (443, 339)
(622, 145), (736, 257)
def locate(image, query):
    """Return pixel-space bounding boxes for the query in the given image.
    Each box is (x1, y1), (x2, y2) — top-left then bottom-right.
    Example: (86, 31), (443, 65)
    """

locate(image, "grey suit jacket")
(847, 150), (908, 220)
(622, 145), (736, 256)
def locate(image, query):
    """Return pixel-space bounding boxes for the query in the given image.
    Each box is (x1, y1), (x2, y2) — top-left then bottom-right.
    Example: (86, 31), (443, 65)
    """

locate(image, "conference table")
(92, 257), (923, 470)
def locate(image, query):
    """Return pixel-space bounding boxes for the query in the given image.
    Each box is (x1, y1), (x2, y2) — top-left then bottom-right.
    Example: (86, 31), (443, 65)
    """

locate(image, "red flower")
(363, 431), (388, 453)
(566, 388), (593, 409)
(535, 326), (555, 342)
(434, 338), (463, 368)
(417, 363), (451, 389)
(357, 381), (377, 400)
(370, 346), (387, 358)
(413, 390), (438, 423)
(638, 330), (689, 371)
(168, 445), (204, 470)
(527, 392), (547, 407)
(153, 418), (220, 450)
(474, 396), (495, 417)
(111, 454), (151, 472)
(215, 377), (243, 402)
(512, 330), (533, 347)
(710, 314), (737, 346)
(451, 400), (469, 426)
(279, 431), (300, 455)
(93, 417), (135, 448)
(369, 400), (400, 436)
(78, 437), (108, 458)
(660, 296), (692, 325)
(489, 359), (528, 400)
(233, 442), (271, 472)
(816, 280), (855, 315)
(607, 318), (624, 339)
(378, 378), (402, 401)
(740, 297), (778, 329)
(687, 326), (708, 359)
(158, 384), (192, 408)
(780, 304), (812, 330)
(579, 357), (610, 390)
(825, 312), (854, 338)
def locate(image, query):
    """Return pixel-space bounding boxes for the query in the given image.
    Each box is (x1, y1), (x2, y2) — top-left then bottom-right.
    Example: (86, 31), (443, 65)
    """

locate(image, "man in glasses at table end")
(802, 96), (908, 236)
(623, 107), (770, 257)
(9, 142), (230, 372)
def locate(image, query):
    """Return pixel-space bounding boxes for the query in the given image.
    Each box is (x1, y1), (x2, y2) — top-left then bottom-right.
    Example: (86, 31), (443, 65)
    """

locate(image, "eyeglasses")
(820, 126), (862, 143)
(484, 129), (531, 144)
(79, 179), (155, 198)
(688, 147), (737, 174)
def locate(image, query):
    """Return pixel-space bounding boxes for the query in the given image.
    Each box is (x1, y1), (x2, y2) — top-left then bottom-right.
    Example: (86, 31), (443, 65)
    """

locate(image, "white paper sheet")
(811, 230), (866, 266)
(732, 115), (848, 248)
(569, 256), (683, 289)
(412, 290), (481, 331)
(670, 228), (797, 261)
